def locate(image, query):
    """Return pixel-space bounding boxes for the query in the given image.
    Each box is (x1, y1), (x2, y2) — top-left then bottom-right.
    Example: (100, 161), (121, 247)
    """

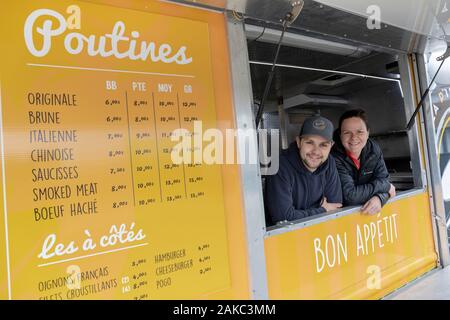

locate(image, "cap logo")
(313, 119), (326, 130)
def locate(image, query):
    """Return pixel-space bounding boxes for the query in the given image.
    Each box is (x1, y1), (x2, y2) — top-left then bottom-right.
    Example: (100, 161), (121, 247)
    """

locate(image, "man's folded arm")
(265, 171), (325, 224)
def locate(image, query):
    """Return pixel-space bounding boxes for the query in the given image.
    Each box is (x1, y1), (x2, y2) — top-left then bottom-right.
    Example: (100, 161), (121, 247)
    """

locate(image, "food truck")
(0, 0), (449, 299)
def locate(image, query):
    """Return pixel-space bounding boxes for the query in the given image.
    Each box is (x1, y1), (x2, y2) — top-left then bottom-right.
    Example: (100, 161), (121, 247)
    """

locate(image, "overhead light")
(245, 24), (370, 57)
(249, 61), (400, 82)
(249, 60), (404, 97)
(284, 93), (349, 109)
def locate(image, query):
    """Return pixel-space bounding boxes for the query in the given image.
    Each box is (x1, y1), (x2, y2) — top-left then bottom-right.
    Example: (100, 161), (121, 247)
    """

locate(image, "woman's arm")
(370, 153), (391, 194)
(335, 155), (390, 206)
(375, 192), (390, 206)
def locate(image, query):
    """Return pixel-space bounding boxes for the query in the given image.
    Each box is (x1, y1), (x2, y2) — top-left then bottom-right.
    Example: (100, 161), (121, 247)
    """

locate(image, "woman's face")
(340, 117), (369, 157)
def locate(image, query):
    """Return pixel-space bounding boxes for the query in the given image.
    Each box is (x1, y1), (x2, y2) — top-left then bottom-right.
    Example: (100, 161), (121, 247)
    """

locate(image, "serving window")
(246, 36), (425, 231)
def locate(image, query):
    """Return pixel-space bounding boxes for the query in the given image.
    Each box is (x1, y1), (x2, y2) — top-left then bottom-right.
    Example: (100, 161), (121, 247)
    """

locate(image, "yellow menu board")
(0, 0), (236, 299)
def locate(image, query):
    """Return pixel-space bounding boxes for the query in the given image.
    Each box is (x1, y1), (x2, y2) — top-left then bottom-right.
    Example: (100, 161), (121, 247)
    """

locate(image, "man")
(265, 115), (343, 225)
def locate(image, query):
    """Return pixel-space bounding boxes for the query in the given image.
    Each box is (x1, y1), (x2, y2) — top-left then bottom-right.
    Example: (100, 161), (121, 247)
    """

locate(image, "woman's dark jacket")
(331, 137), (391, 206)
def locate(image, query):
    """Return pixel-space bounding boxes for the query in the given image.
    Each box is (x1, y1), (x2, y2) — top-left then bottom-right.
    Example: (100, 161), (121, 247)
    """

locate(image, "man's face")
(340, 117), (369, 157)
(296, 135), (333, 172)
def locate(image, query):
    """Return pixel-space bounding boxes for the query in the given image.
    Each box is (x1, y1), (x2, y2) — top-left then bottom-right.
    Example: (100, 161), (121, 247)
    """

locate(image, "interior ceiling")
(242, 0), (430, 53)
(170, 0), (436, 54)
(167, 0), (413, 113)
(248, 41), (400, 109)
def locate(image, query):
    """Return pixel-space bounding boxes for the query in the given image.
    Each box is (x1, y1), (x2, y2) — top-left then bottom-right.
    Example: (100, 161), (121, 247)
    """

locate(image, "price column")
(126, 81), (160, 206)
(178, 82), (206, 201)
(153, 82), (186, 203)
(104, 89), (131, 212)
(196, 243), (212, 276)
(120, 258), (150, 300)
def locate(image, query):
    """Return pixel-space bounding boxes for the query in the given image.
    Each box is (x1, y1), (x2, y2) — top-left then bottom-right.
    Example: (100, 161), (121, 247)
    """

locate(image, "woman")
(331, 109), (396, 215)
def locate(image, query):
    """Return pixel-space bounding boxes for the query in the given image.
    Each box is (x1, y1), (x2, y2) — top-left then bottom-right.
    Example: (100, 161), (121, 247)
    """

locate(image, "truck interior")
(245, 23), (421, 227)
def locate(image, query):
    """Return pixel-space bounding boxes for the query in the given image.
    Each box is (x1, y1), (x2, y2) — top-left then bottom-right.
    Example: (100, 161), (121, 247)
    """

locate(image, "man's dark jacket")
(265, 142), (342, 225)
(331, 137), (391, 206)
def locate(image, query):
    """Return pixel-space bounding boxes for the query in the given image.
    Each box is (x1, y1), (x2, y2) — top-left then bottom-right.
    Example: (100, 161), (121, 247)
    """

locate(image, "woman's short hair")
(338, 109), (370, 132)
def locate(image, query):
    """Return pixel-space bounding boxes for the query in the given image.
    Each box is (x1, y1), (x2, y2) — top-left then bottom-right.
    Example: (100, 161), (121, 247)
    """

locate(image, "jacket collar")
(332, 138), (378, 169)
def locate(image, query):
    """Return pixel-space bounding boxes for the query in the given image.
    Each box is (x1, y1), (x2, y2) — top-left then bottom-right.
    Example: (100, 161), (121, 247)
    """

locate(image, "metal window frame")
(265, 188), (426, 237)
(397, 53), (442, 267)
(262, 53), (429, 238)
(226, 13), (269, 299)
(398, 54), (426, 189)
(414, 53), (450, 267)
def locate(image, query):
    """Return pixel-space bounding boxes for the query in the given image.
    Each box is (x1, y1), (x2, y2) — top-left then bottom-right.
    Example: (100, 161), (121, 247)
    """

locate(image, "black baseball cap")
(299, 115), (334, 142)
